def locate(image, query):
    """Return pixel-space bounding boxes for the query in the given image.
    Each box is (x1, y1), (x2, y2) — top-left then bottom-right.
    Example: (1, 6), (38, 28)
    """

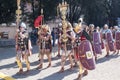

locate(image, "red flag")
(34, 15), (43, 28)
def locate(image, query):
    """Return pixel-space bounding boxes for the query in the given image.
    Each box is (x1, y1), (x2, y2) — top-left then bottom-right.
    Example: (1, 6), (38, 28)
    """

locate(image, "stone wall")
(0, 25), (32, 47)
(0, 26), (32, 39)
(0, 26), (16, 39)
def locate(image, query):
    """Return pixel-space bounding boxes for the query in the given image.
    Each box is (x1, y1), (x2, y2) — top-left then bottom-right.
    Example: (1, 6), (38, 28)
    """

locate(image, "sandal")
(36, 64), (42, 70)
(69, 65), (73, 70)
(17, 69), (23, 74)
(73, 62), (78, 67)
(76, 74), (82, 80)
(82, 70), (88, 77)
(47, 63), (51, 68)
(105, 53), (109, 57)
(59, 67), (64, 73)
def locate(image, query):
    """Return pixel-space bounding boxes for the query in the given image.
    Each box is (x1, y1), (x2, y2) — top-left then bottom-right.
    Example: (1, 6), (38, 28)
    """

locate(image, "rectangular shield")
(93, 32), (102, 54)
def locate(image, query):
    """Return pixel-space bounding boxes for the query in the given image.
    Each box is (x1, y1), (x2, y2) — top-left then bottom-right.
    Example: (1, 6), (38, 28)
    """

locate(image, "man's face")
(20, 27), (25, 31)
(92, 26), (94, 30)
(96, 27), (100, 30)
(89, 24), (94, 31)
(104, 25), (108, 29)
(114, 26), (118, 30)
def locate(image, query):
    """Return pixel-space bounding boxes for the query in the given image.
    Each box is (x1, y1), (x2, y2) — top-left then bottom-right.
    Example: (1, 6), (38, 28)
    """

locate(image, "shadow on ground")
(0, 62), (17, 70)
(0, 48), (16, 61)
(38, 69), (78, 80)
(96, 54), (120, 64)
(12, 68), (40, 79)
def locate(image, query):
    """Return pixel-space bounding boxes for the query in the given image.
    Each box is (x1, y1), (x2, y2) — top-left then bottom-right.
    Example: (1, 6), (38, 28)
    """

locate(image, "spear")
(16, 0), (22, 29)
(15, 0), (22, 49)
(58, 0), (69, 61)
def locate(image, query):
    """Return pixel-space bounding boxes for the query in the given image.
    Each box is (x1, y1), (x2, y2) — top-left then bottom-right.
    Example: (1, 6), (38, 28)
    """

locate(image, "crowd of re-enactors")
(15, 18), (120, 80)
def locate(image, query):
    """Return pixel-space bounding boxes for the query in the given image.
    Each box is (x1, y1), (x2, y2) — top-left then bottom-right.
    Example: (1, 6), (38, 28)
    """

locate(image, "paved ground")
(0, 45), (120, 80)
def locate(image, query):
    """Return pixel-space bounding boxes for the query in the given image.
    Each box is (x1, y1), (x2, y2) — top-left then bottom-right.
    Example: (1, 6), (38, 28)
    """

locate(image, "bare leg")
(77, 62), (88, 80)
(117, 50), (119, 54)
(36, 50), (44, 69)
(38, 51), (41, 61)
(77, 62), (83, 80)
(46, 49), (51, 68)
(92, 44), (97, 61)
(113, 42), (116, 54)
(16, 58), (23, 73)
(57, 44), (61, 57)
(24, 56), (30, 73)
(94, 53), (97, 61)
(69, 54), (73, 70)
(73, 48), (79, 67)
(16, 51), (23, 74)
(59, 54), (65, 72)
(105, 44), (109, 57)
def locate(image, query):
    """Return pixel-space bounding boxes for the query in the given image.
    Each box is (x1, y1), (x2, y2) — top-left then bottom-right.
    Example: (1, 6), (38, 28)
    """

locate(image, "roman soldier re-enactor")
(15, 22), (32, 74)
(57, 23), (63, 57)
(102, 24), (110, 57)
(59, 21), (74, 72)
(74, 19), (94, 80)
(73, 19), (83, 67)
(88, 24), (97, 61)
(113, 26), (120, 54)
(36, 25), (52, 69)
(102, 24), (115, 57)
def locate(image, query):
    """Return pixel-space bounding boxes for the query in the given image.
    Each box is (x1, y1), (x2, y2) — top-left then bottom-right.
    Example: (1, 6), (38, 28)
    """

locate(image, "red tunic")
(81, 35), (87, 41)
(75, 31), (87, 60)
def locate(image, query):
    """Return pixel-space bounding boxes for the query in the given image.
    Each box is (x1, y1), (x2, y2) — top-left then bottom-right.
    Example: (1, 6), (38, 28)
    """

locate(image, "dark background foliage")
(0, 0), (120, 27)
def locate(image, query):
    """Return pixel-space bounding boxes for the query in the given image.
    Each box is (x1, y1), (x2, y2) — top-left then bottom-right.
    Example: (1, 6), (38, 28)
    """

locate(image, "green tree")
(1, 0), (120, 27)
(0, 0), (17, 24)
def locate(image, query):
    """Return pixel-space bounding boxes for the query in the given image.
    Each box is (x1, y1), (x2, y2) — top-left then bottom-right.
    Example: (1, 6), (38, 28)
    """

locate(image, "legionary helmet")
(20, 22), (26, 29)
